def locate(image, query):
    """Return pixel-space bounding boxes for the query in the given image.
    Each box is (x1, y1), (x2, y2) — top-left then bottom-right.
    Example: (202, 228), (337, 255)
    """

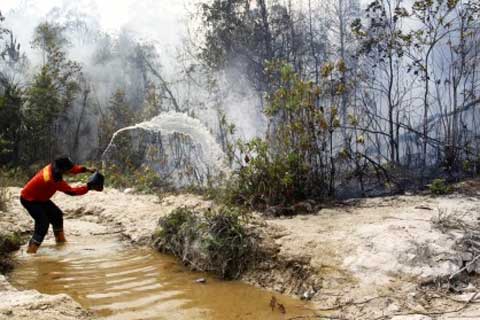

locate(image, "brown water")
(9, 220), (313, 320)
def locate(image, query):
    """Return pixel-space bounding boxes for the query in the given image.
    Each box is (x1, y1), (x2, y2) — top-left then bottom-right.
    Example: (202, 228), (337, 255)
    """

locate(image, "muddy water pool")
(9, 220), (313, 320)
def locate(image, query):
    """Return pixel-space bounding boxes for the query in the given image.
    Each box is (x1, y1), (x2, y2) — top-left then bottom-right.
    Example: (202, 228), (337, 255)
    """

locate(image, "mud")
(8, 219), (312, 319)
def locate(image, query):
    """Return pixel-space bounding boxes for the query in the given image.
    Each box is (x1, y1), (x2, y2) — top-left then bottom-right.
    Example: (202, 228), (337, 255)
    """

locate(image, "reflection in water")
(9, 237), (312, 320)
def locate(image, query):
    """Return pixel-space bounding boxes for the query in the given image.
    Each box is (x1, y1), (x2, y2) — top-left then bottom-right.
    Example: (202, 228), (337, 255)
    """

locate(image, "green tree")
(98, 89), (137, 155)
(109, 89), (136, 129)
(141, 83), (162, 120)
(22, 67), (61, 162)
(0, 11), (24, 165)
(0, 85), (22, 164)
(198, 0), (318, 94)
(22, 22), (81, 164)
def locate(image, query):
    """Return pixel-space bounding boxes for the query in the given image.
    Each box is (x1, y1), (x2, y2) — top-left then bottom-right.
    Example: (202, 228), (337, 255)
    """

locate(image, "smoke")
(1, 0), (267, 162)
(214, 67), (267, 140)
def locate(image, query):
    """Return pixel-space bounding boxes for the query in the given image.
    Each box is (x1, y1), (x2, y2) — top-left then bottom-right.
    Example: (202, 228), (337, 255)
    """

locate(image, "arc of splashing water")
(101, 111), (228, 173)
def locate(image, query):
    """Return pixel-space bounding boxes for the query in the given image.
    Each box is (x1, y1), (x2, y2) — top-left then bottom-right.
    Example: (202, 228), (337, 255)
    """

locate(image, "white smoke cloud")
(1, 0), (267, 162)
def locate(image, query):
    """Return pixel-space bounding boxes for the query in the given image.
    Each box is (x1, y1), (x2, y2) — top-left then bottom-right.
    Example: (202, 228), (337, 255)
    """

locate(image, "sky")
(1, 0), (193, 31)
(1, 0), (199, 54)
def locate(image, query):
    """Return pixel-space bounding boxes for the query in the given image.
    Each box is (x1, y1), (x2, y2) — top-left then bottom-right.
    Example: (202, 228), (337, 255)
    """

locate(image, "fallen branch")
(449, 254), (480, 281)
(373, 291), (480, 320)
(91, 230), (124, 236)
(429, 291), (480, 304)
(384, 216), (430, 222)
(288, 295), (394, 320)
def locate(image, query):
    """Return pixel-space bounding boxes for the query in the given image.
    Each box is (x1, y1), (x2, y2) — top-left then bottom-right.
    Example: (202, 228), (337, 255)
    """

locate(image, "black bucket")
(87, 171), (104, 191)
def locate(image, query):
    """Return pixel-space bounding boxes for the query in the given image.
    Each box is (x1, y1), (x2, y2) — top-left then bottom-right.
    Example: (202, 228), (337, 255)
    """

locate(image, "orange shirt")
(21, 164), (89, 202)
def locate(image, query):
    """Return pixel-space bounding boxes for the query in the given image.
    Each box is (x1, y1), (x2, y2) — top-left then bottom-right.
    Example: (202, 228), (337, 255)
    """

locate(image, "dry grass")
(0, 177), (9, 211)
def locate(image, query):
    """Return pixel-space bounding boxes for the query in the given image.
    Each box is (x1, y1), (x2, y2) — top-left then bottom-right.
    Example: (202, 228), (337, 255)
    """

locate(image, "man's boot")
(26, 242), (39, 254)
(54, 230), (66, 243)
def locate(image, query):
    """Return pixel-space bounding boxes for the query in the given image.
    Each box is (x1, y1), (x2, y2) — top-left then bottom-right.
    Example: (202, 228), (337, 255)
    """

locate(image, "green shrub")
(0, 166), (31, 187)
(0, 233), (22, 254)
(216, 138), (310, 209)
(154, 206), (256, 279)
(101, 163), (172, 193)
(0, 232), (23, 274)
(203, 207), (253, 279)
(428, 178), (453, 195)
(154, 207), (198, 257)
(214, 62), (344, 209)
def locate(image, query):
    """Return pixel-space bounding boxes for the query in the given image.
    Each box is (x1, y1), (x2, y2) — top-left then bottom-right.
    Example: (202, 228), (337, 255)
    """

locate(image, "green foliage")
(199, 0), (251, 70)
(202, 206), (253, 279)
(102, 163), (169, 193)
(0, 232), (22, 254)
(0, 232), (23, 274)
(428, 179), (453, 195)
(0, 166), (28, 212)
(154, 207), (197, 255)
(32, 22), (68, 54)
(0, 166), (31, 187)
(22, 67), (61, 161)
(0, 85), (22, 165)
(155, 206), (255, 279)
(198, 0), (321, 96)
(20, 22), (81, 164)
(108, 89), (136, 129)
(98, 89), (138, 154)
(221, 138), (308, 207)
(142, 84), (163, 120)
(221, 62), (344, 208)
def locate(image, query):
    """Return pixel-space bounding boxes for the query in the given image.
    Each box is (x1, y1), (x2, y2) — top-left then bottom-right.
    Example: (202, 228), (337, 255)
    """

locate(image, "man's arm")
(57, 181), (89, 196)
(69, 165), (96, 174)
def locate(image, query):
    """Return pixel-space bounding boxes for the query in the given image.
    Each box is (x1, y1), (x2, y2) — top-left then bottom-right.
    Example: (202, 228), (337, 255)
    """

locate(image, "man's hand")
(85, 167), (96, 173)
(87, 181), (103, 191)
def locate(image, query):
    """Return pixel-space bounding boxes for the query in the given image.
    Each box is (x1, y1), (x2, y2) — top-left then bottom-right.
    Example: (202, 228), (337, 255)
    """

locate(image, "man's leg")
(45, 200), (66, 243)
(20, 198), (50, 253)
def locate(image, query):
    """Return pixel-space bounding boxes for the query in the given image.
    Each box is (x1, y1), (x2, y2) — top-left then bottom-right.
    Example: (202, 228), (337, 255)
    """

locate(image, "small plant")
(428, 178), (453, 195)
(154, 206), (256, 279)
(0, 232), (22, 253)
(0, 232), (23, 274)
(431, 208), (467, 232)
(215, 138), (311, 209)
(203, 206), (253, 279)
(154, 207), (198, 257)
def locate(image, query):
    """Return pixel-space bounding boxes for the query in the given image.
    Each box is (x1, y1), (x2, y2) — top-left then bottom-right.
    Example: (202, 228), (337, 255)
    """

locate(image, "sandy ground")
(255, 193), (480, 319)
(2, 186), (480, 319)
(0, 275), (91, 320)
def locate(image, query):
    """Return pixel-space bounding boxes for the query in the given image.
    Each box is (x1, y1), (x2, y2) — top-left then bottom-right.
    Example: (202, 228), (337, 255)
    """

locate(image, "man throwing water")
(20, 157), (101, 254)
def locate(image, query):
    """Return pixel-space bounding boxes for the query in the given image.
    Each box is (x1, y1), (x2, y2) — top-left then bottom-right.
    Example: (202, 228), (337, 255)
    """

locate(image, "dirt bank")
(246, 192), (480, 319)
(0, 274), (92, 320)
(2, 186), (480, 319)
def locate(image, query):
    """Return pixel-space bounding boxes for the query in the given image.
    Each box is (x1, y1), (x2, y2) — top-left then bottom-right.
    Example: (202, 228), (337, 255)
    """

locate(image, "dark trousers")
(20, 197), (64, 245)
